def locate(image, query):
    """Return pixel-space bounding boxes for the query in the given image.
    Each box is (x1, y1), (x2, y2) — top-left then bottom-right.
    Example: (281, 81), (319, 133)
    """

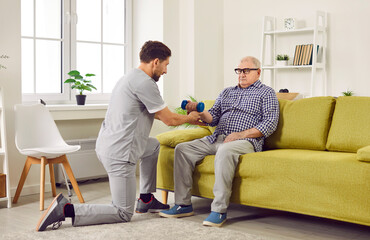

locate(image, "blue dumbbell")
(181, 100), (205, 112)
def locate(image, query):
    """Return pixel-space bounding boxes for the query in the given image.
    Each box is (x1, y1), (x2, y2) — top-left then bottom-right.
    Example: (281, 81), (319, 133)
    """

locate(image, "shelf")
(46, 104), (108, 120)
(264, 28), (314, 35)
(262, 64), (325, 70)
(260, 12), (327, 97)
(264, 26), (326, 35)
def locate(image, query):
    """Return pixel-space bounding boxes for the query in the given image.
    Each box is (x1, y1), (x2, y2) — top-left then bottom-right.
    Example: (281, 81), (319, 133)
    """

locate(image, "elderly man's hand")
(224, 132), (245, 143)
(187, 111), (203, 125)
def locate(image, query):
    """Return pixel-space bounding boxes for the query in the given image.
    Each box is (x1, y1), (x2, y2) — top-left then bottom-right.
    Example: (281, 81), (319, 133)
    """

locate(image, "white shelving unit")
(260, 11), (327, 97)
(0, 87), (11, 208)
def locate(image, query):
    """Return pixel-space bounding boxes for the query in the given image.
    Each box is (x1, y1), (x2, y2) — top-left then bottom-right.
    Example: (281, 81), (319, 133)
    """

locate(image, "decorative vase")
(276, 60), (288, 66)
(76, 95), (86, 105)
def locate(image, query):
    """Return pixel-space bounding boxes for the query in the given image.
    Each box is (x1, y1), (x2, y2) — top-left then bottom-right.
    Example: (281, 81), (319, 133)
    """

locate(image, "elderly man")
(159, 56), (279, 227)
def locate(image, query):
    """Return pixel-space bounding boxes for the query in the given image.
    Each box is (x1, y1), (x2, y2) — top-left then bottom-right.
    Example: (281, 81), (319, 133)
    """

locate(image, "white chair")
(13, 104), (85, 210)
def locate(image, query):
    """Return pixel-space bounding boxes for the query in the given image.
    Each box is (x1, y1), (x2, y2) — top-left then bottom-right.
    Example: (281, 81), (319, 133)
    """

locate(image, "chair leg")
(40, 157), (47, 211)
(61, 155), (85, 203)
(162, 190), (168, 204)
(49, 163), (57, 197)
(13, 157), (33, 204)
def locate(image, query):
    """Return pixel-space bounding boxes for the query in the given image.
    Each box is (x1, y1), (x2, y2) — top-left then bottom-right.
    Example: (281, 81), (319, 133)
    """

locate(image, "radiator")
(54, 138), (107, 184)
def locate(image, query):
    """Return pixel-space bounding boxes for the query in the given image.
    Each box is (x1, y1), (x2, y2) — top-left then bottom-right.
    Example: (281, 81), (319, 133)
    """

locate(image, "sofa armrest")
(357, 145), (370, 162)
(156, 127), (211, 148)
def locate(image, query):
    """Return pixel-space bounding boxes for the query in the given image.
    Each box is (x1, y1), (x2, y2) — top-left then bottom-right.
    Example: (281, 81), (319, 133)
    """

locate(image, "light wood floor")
(1, 178), (370, 240)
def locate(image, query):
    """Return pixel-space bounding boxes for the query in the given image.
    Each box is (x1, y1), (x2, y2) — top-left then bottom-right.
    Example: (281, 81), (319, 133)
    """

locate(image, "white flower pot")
(276, 60), (288, 66)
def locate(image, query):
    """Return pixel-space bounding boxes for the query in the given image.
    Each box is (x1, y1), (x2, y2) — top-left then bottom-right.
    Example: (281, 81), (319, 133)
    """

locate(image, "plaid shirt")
(206, 80), (279, 152)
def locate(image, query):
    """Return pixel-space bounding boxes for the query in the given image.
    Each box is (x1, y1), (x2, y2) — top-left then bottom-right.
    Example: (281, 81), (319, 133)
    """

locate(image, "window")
(21, 0), (132, 103)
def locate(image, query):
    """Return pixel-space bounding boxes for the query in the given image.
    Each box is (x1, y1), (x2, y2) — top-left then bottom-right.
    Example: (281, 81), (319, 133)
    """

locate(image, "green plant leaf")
(87, 84), (97, 90)
(64, 79), (76, 83)
(189, 95), (198, 102)
(75, 75), (83, 79)
(68, 70), (80, 76)
(342, 90), (354, 96)
(84, 86), (92, 91)
(174, 107), (187, 115)
(85, 73), (95, 77)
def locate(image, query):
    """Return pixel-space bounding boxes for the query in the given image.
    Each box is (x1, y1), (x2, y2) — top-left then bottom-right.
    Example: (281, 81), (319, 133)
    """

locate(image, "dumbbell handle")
(181, 100), (205, 112)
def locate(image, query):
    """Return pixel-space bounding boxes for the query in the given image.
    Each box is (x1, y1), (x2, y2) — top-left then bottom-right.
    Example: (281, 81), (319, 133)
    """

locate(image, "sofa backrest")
(264, 96), (336, 150)
(326, 96), (370, 153)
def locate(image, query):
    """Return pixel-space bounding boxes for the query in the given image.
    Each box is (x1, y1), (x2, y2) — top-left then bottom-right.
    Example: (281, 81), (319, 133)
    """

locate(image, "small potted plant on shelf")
(64, 70), (97, 105)
(342, 90), (354, 96)
(276, 54), (289, 66)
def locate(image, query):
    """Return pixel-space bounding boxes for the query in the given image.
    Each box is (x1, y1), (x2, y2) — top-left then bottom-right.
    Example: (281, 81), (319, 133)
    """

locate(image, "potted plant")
(342, 90), (354, 96)
(64, 70), (97, 105)
(276, 54), (289, 66)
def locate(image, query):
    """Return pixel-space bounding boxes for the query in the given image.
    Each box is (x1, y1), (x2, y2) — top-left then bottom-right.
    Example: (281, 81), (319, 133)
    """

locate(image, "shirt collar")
(235, 80), (262, 90)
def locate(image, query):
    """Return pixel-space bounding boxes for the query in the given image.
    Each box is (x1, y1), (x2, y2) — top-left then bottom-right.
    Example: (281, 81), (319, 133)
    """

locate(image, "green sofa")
(156, 96), (370, 226)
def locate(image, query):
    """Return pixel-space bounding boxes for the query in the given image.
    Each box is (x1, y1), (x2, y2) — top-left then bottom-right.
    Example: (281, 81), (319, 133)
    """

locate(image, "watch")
(284, 18), (295, 30)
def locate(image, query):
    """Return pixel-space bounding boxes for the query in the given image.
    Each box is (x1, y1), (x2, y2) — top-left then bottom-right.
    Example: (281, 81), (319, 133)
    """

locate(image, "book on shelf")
(308, 44), (320, 65)
(292, 44), (319, 66)
(293, 45), (302, 66)
(300, 45), (308, 65)
(302, 44), (309, 65)
(293, 45), (299, 66)
(305, 44), (313, 65)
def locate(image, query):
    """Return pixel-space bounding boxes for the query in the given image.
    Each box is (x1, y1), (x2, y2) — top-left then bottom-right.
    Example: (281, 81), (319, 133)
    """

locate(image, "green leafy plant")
(342, 90), (354, 96)
(276, 54), (289, 61)
(64, 70), (97, 95)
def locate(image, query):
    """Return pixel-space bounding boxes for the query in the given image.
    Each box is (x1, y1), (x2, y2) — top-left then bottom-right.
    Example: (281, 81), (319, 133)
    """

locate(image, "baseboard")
(10, 183), (52, 197)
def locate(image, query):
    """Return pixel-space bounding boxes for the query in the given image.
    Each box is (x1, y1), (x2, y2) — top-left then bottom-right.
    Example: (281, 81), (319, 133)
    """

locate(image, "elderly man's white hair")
(240, 56), (261, 69)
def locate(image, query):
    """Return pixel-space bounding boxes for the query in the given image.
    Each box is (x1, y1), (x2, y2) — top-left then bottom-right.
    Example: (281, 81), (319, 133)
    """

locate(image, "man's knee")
(216, 144), (235, 158)
(174, 142), (189, 154)
(117, 207), (134, 222)
(148, 137), (160, 153)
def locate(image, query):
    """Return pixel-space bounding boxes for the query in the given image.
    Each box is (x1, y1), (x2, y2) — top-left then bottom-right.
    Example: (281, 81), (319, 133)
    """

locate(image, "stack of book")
(293, 44), (318, 66)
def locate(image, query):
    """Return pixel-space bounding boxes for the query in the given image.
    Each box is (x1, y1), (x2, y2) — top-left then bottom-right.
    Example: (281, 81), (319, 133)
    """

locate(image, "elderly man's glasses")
(234, 68), (259, 74)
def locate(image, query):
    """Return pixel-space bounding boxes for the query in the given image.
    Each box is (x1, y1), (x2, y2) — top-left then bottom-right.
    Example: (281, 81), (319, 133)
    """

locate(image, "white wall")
(163, 0), (224, 107)
(3, 0), (370, 198)
(223, 0), (370, 97)
(0, 0), (167, 198)
(194, 0), (224, 101)
(0, 0), (27, 197)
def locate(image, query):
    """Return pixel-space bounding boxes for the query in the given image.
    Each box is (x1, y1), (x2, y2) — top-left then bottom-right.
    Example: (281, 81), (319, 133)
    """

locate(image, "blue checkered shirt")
(206, 80), (279, 152)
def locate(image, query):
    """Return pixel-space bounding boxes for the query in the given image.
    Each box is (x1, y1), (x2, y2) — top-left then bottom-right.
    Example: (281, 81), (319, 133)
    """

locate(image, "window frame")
(21, 0), (133, 104)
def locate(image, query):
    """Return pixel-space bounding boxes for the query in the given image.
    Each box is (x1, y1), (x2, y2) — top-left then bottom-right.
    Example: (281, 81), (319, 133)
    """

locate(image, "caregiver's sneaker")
(203, 211), (227, 227)
(158, 204), (194, 218)
(135, 195), (169, 213)
(36, 193), (69, 231)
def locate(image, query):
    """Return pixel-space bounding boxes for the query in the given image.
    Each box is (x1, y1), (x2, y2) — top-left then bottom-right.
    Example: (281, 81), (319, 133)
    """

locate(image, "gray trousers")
(72, 137), (160, 226)
(174, 135), (255, 213)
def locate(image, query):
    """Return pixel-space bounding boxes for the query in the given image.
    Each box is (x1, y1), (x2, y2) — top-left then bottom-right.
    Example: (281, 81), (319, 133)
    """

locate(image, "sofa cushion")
(326, 97), (370, 153)
(200, 100), (216, 134)
(264, 97), (336, 150)
(233, 149), (370, 225)
(156, 128), (211, 148)
(357, 145), (370, 162)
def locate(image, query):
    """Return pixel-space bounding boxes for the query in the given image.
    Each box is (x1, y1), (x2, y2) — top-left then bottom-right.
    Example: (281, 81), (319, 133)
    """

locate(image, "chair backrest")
(14, 104), (68, 151)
